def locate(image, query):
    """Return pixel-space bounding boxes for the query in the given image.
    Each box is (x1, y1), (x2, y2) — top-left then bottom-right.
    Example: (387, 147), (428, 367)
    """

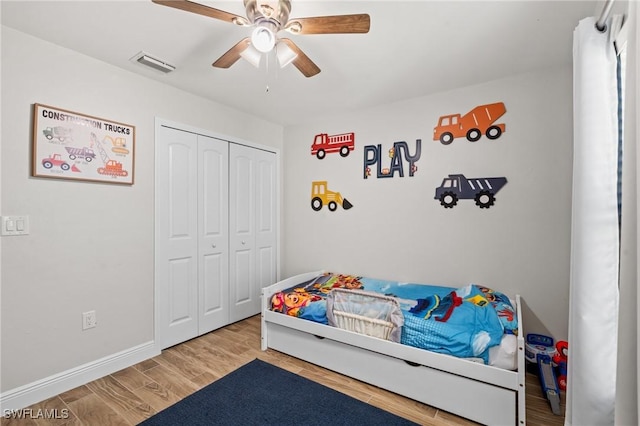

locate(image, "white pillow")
(489, 334), (518, 370)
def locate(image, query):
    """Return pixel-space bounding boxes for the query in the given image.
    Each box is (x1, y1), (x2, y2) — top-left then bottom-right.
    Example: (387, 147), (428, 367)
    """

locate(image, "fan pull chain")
(265, 52), (270, 94)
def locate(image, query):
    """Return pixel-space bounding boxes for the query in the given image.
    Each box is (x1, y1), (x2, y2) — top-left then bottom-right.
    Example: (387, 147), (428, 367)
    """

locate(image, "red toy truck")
(311, 132), (355, 159)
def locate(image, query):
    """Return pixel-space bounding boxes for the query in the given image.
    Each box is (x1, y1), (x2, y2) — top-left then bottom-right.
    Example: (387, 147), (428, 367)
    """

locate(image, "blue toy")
(537, 353), (561, 415)
(525, 333), (555, 362)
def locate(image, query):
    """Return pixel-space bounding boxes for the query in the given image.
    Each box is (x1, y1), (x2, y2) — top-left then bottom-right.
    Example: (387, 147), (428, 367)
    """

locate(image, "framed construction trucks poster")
(32, 103), (135, 185)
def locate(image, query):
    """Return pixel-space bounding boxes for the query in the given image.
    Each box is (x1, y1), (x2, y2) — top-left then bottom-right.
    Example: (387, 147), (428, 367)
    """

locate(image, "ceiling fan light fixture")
(276, 41), (297, 68)
(240, 44), (262, 68)
(152, 0), (368, 78)
(251, 26), (276, 53)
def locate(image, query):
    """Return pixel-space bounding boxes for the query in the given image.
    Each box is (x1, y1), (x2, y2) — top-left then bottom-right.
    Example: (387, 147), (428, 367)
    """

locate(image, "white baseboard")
(0, 341), (159, 412)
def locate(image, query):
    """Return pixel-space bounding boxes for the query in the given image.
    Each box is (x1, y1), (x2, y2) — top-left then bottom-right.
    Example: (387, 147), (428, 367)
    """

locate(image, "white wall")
(0, 26), (283, 393)
(282, 67), (574, 340)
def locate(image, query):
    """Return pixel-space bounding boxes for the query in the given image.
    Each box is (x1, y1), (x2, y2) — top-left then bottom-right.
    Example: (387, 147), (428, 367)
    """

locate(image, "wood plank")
(119, 402), (157, 425)
(58, 385), (93, 405)
(85, 375), (145, 412)
(152, 348), (211, 379)
(66, 393), (128, 426)
(141, 364), (200, 399)
(129, 381), (182, 413)
(111, 366), (155, 392)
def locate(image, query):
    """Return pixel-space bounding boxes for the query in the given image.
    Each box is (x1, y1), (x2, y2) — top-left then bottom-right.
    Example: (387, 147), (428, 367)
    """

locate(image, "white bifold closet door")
(156, 126), (229, 349)
(156, 124), (277, 350)
(229, 144), (277, 323)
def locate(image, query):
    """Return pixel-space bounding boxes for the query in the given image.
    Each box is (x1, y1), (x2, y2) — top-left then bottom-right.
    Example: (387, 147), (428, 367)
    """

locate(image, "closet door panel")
(201, 252), (224, 318)
(255, 150), (277, 289)
(232, 154), (253, 234)
(168, 143), (196, 258)
(233, 250), (252, 302)
(198, 136), (229, 334)
(257, 246), (276, 290)
(229, 144), (257, 322)
(157, 126), (199, 349)
(168, 258), (196, 324)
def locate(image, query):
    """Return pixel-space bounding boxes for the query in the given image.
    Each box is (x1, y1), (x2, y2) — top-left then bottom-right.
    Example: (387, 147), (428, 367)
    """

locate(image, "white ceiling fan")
(152, 0), (371, 77)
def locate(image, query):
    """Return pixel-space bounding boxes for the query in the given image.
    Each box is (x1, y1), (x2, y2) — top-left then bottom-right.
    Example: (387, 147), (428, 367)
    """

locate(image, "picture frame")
(32, 103), (135, 185)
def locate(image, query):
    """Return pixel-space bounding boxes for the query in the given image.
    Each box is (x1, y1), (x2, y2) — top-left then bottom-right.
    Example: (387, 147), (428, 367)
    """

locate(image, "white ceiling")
(1, 1), (598, 126)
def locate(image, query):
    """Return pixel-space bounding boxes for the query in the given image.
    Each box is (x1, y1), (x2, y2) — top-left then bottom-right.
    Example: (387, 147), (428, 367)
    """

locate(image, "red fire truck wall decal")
(364, 139), (421, 179)
(434, 174), (507, 209)
(433, 102), (506, 145)
(310, 181), (353, 211)
(311, 132), (355, 159)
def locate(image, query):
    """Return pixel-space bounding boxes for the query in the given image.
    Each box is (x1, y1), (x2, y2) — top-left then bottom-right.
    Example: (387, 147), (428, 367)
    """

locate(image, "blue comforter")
(269, 273), (516, 363)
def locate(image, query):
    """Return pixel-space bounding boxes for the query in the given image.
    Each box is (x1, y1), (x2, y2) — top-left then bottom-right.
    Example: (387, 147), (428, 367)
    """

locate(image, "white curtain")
(566, 16), (621, 426)
(615, 2), (638, 425)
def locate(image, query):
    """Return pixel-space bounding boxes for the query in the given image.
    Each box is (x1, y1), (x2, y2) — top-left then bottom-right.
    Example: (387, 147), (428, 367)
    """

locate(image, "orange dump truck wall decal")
(433, 102), (507, 145)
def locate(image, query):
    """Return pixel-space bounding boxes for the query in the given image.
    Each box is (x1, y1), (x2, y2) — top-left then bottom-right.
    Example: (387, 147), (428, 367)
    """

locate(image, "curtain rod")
(596, 0), (615, 32)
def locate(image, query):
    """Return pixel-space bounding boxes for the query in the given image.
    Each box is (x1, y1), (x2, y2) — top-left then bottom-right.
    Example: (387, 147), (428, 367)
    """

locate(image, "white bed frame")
(261, 271), (526, 426)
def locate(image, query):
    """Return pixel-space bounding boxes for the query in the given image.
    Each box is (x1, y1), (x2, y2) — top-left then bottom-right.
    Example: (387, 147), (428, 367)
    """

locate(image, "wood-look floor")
(3, 315), (565, 426)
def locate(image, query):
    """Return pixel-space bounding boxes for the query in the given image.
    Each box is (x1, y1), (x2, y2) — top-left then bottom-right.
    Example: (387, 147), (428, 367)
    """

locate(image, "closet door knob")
(211, 244), (216, 248)
(241, 240), (246, 245)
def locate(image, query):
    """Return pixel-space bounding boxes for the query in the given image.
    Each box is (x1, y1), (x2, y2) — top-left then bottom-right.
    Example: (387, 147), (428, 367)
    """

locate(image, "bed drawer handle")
(313, 335), (325, 340)
(404, 360), (421, 367)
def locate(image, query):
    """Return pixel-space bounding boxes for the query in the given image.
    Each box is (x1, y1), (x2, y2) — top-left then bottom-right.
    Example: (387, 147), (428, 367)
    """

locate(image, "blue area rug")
(140, 358), (417, 425)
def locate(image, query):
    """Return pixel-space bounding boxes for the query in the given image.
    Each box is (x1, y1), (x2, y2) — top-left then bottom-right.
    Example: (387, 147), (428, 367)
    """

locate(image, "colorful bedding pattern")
(270, 273), (518, 363)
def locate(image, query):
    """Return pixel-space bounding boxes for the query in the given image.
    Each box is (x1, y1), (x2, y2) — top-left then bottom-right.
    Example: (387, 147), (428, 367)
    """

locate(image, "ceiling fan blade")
(212, 38), (250, 68)
(280, 39), (320, 78)
(285, 14), (370, 35)
(152, 0), (249, 25)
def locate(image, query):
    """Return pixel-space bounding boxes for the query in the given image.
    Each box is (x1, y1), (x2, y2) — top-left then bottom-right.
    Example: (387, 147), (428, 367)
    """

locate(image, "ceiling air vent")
(130, 51), (175, 73)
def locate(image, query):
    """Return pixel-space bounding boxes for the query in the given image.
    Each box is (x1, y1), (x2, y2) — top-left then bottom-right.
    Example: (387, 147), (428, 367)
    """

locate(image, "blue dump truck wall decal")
(435, 174), (507, 209)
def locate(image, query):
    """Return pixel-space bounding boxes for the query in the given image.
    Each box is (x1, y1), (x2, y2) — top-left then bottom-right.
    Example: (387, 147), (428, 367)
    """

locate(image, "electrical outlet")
(82, 311), (97, 330)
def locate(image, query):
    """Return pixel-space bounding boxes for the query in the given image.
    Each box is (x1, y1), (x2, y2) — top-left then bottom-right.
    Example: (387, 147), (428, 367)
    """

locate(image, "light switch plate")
(1, 216), (29, 236)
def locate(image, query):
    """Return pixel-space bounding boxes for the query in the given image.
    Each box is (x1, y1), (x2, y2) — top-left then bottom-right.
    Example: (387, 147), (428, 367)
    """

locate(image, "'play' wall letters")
(364, 139), (421, 179)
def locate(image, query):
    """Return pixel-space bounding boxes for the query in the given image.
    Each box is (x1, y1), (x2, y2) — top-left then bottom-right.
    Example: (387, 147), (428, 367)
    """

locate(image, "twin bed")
(261, 271), (526, 425)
